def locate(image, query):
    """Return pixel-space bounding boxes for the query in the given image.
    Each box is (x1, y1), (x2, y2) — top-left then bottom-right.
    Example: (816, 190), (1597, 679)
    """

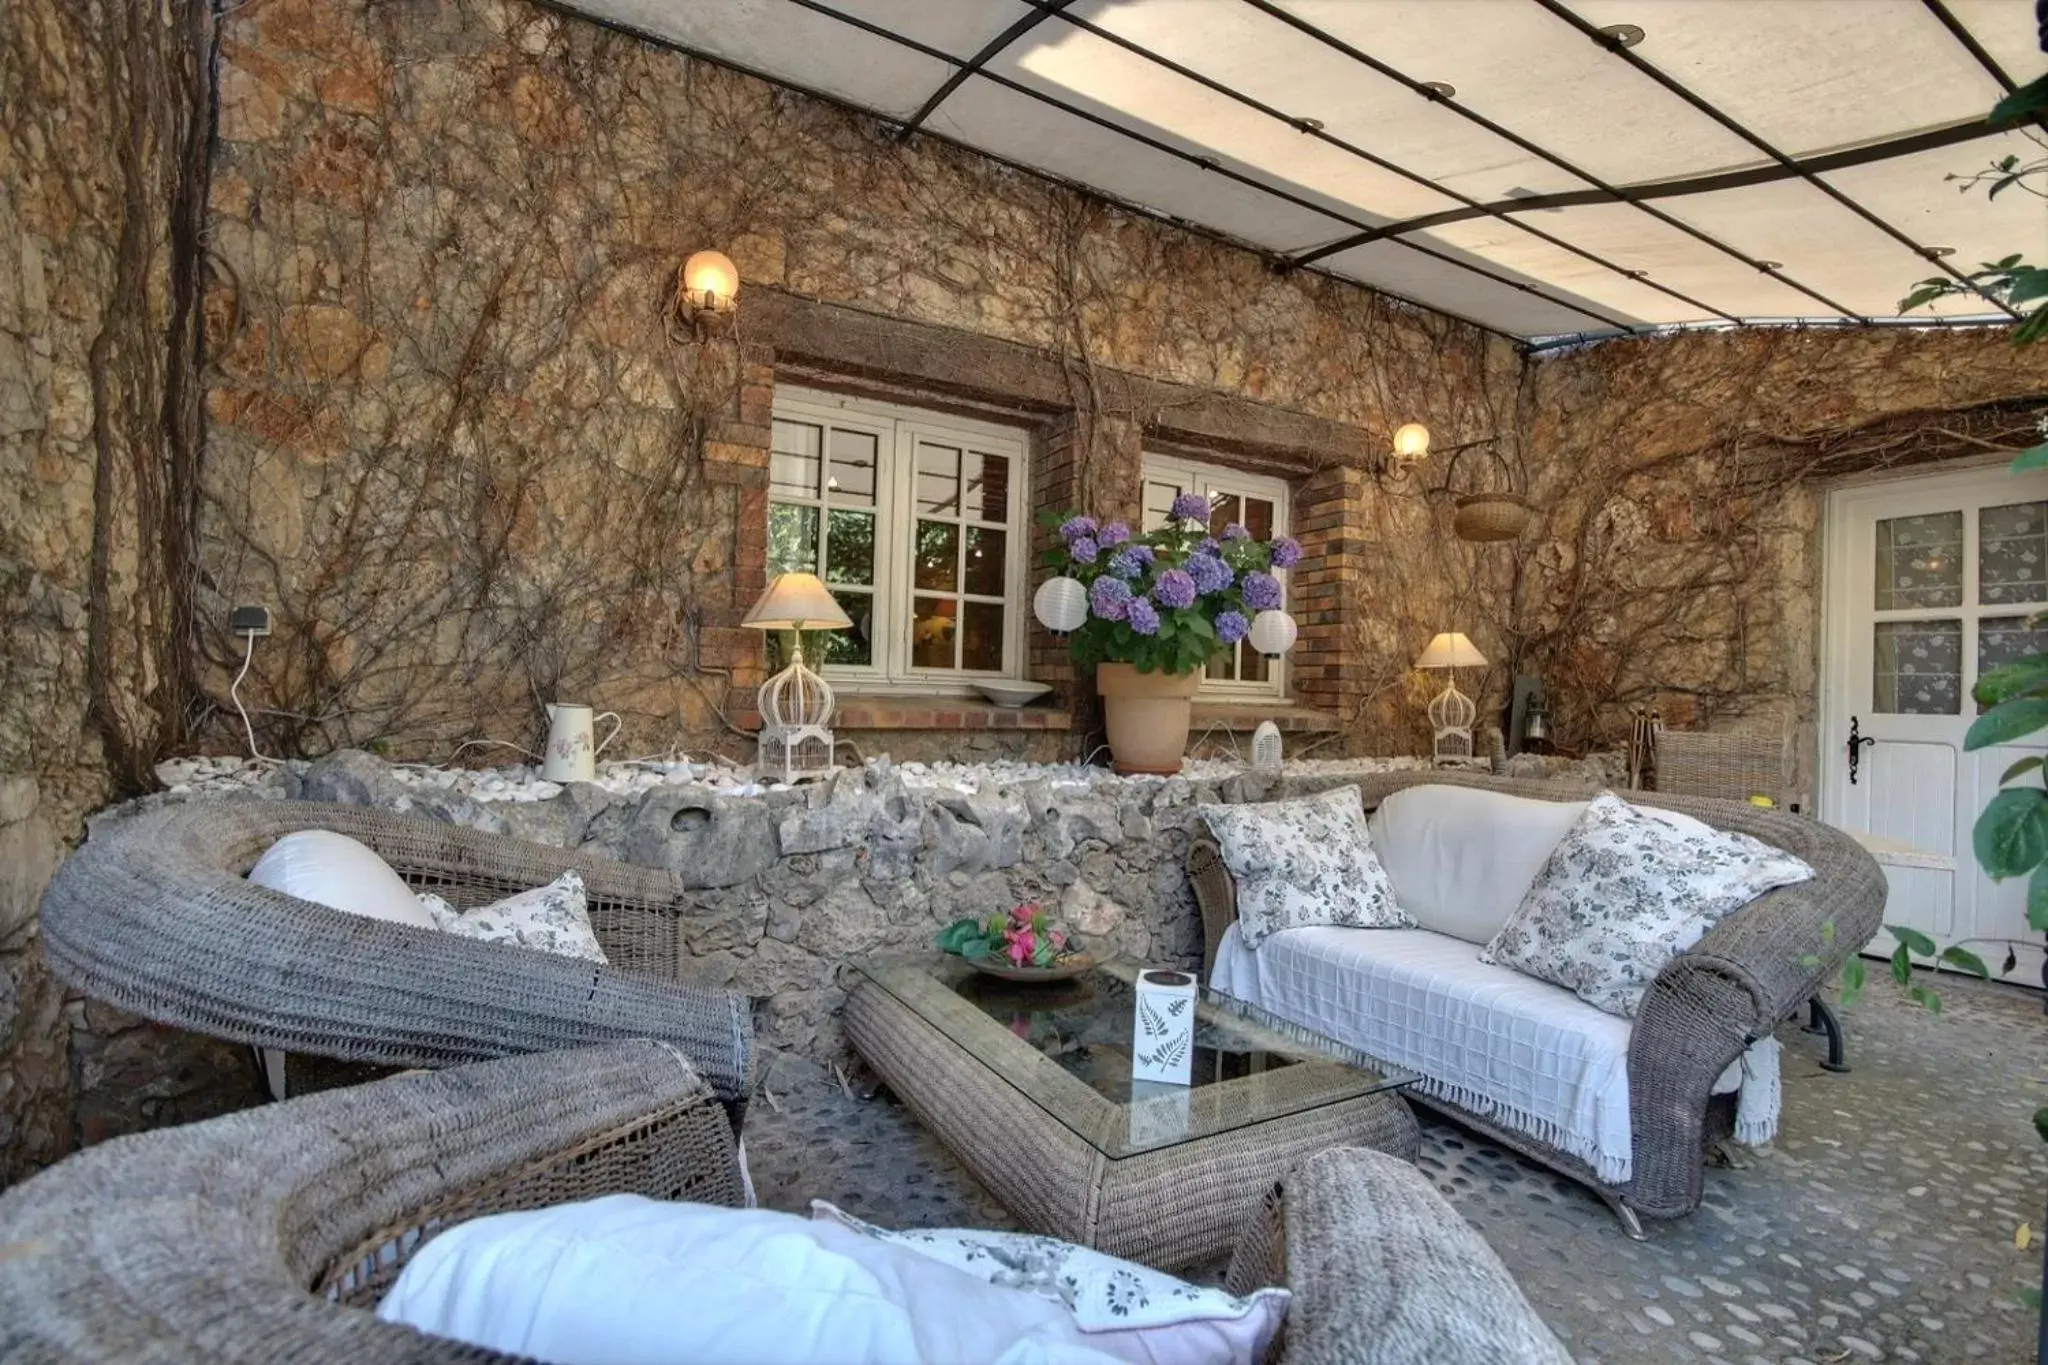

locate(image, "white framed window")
(1140, 454), (1292, 700)
(768, 386), (1030, 690)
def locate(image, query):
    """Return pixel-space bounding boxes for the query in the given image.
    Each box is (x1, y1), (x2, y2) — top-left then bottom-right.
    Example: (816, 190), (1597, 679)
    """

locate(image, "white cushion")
(1367, 786), (1589, 945)
(1198, 786), (1410, 948)
(1481, 792), (1814, 1018)
(248, 830), (436, 931)
(377, 1195), (1131, 1365)
(811, 1202), (1289, 1365)
(418, 871), (608, 965)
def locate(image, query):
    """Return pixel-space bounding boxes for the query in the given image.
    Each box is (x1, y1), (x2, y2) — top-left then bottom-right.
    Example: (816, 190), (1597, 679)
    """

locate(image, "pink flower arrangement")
(938, 903), (1079, 970)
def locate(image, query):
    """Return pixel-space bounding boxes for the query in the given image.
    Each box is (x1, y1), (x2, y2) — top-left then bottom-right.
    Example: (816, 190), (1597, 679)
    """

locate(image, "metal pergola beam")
(780, 0), (1648, 336)
(1530, 0), (2021, 320)
(895, 0), (1078, 141)
(1239, 0), (1870, 322)
(1031, 2), (1739, 324)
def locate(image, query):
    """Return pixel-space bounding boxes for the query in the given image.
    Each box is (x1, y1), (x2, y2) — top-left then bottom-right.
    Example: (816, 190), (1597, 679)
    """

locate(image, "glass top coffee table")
(846, 954), (1417, 1269)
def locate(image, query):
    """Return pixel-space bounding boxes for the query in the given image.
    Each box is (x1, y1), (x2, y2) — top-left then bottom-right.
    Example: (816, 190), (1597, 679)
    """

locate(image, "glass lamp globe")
(1247, 610), (1298, 659)
(1392, 422), (1431, 460)
(682, 249), (740, 315)
(1034, 576), (1088, 634)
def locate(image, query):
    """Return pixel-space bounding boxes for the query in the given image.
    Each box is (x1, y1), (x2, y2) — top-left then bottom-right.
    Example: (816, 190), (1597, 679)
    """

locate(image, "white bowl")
(975, 680), (1054, 708)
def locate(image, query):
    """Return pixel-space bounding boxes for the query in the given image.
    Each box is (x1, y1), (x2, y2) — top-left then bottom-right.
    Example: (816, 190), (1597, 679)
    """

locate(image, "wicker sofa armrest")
(1225, 1147), (1572, 1365)
(39, 802), (754, 1111)
(1187, 834), (1239, 977)
(0, 1041), (744, 1364)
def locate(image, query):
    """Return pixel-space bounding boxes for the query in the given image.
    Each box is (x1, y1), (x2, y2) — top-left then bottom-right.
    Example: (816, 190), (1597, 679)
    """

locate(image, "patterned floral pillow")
(1479, 792), (1813, 1018)
(810, 1200), (1289, 1359)
(1198, 785), (1411, 949)
(418, 870), (608, 965)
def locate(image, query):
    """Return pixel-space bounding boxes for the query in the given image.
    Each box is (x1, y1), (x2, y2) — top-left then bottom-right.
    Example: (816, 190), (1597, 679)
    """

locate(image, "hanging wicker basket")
(1453, 492), (1534, 542)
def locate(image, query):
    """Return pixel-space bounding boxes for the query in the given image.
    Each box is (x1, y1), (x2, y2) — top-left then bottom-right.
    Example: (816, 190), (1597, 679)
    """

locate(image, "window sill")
(834, 696), (1072, 731)
(1191, 700), (1342, 734)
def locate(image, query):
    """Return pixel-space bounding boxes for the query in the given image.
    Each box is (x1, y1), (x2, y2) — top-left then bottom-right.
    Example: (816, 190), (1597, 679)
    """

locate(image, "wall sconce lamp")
(679, 249), (740, 336)
(1390, 421), (1432, 473)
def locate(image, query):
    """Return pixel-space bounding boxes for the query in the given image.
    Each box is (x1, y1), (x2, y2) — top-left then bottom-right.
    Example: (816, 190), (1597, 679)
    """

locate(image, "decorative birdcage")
(743, 573), (852, 786)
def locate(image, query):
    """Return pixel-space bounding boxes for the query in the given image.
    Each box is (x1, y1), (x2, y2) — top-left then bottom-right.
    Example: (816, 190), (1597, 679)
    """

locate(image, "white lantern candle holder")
(1033, 575), (1088, 635)
(1132, 968), (1198, 1086)
(1248, 609), (1297, 659)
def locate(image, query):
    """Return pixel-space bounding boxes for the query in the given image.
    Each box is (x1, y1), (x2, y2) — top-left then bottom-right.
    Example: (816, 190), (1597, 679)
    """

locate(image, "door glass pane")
(1209, 494), (1241, 539)
(1978, 615), (2048, 711)
(1142, 480), (1183, 532)
(963, 527), (1005, 596)
(767, 503), (817, 576)
(825, 510), (874, 586)
(825, 590), (873, 666)
(913, 521), (958, 591)
(912, 597), (956, 669)
(1874, 511), (1962, 609)
(826, 429), (877, 506)
(771, 421), (822, 499)
(1244, 497), (1275, 542)
(961, 602), (1004, 672)
(1873, 620), (1962, 714)
(916, 444), (961, 515)
(1980, 500), (2048, 605)
(964, 451), (1009, 524)
(1242, 645), (1272, 684)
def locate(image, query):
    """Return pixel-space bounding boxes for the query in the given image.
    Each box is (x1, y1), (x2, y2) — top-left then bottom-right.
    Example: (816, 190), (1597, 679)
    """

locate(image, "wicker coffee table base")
(846, 981), (1420, 1271)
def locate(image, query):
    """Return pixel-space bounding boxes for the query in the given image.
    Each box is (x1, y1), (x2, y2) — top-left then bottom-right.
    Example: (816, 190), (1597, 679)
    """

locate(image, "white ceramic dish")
(974, 680), (1054, 708)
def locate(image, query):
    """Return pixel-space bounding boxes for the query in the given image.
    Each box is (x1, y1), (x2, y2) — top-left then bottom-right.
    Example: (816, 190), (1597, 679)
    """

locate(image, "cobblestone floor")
(745, 974), (2048, 1364)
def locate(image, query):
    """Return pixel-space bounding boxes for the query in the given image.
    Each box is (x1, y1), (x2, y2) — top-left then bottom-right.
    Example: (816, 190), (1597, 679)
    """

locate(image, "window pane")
(1980, 500), (2047, 605)
(1978, 615), (2048, 712)
(1244, 497), (1275, 542)
(964, 527), (1006, 596)
(912, 596), (957, 669)
(1209, 493), (1241, 539)
(771, 420), (821, 499)
(914, 520), (958, 591)
(1873, 619), (1961, 714)
(768, 502), (818, 576)
(1143, 480), (1182, 532)
(825, 509), (874, 586)
(826, 429), (877, 506)
(961, 601), (1004, 672)
(965, 451), (1009, 524)
(1875, 511), (1961, 610)
(916, 443), (961, 516)
(1209, 644), (1239, 681)
(1242, 645), (1272, 684)
(768, 589), (873, 670)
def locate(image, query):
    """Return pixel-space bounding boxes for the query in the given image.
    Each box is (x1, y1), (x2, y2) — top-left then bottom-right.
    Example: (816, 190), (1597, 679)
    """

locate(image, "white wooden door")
(1821, 465), (2048, 986)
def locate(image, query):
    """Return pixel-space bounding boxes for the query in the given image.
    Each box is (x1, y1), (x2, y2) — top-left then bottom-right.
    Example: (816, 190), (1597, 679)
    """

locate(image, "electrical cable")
(231, 631), (265, 761)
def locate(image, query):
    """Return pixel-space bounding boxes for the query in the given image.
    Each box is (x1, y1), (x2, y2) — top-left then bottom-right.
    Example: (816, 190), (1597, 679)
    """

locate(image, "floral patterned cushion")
(418, 870), (608, 965)
(810, 1201), (1289, 1363)
(1479, 792), (1814, 1018)
(1198, 785), (1410, 949)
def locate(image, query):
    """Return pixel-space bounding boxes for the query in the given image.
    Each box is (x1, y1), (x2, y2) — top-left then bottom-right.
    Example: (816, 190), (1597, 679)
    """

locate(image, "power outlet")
(230, 604), (272, 638)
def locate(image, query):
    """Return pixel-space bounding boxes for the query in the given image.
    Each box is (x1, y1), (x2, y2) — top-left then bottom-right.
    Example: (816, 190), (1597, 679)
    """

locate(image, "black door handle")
(1847, 716), (1876, 785)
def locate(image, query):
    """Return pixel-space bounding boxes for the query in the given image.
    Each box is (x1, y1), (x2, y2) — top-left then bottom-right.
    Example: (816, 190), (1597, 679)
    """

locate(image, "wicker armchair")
(37, 800), (753, 1128)
(0, 1042), (1571, 1365)
(1187, 772), (1886, 1231)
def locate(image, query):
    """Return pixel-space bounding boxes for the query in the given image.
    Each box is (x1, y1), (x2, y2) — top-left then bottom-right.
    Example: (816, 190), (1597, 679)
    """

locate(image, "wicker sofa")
(0, 1041), (1572, 1364)
(1188, 772), (1885, 1234)
(37, 800), (754, 1129)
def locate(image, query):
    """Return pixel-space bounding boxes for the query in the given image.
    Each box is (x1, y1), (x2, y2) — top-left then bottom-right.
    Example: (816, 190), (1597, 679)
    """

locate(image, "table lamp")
(1415, 631), (1488, 767)
(743, 572), (853, 783)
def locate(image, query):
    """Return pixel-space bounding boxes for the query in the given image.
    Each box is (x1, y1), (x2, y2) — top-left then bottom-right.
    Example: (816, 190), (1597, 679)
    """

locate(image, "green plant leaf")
(2013, 440), (2048, 473)
(1890, 925), (1938, 958)
(2009, 269), (2048, 306)
(2002, 755), (2047, 786)
(1839, 954), (1866, 1007)
(1819, 918), (1836, 946)
(1890, 942), (1913, 986)
(2030, 864), (2048, 933)
(960, 938), (991, 962)
(2036, 1106), (2048, 1144)
(1973, 786), (2048, 879)
(1799, 953), (1822, 968)
(2016, 306), (2048, 349)
(1964, 697), (2048, 751)
(1907, 984), (1943, 1013)
(1939, 945), (1992, 979)
(1991, 74), (2048, 125)
(1976, 655), (2048, 705)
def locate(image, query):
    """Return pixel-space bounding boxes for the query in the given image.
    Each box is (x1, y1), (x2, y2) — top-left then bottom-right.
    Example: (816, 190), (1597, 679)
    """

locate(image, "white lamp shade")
(683, 249), (739, 309)
(1247, 610), (1298, 659)
(1392, 422), (1431, 458)
(743, 573), (852, 631)
(1414, 631), (1487, 670)
(1034, 576), (1088, 633)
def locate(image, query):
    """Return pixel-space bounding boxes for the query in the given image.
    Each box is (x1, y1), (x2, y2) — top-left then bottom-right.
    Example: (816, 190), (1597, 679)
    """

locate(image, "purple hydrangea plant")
(1169, 492), (1211, 524)
(1098, 521), (1132, 547)
(1241, 571), (1283, 612)
(1152, 568), (1197, 610)
(1221, 523), (1251, 541)
(1125, 598), (1161, 635)
(1270, 535), (1303, 569)
(1089, 575), (1132, 621)
(1187, 553), (1233, 595)
(1059, 515), (1099, 544)
(1215, 610), (1250, 644)
(1069, 536), (1100, 565)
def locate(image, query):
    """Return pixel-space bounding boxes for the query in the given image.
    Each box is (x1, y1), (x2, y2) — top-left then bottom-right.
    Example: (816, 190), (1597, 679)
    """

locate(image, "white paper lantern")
(1033, 576), (1088, 634)
(1248, 609), (1298, 659)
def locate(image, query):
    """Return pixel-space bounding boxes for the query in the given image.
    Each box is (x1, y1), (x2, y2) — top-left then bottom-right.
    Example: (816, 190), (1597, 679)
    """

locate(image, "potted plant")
(1034, 496), (1301, 774)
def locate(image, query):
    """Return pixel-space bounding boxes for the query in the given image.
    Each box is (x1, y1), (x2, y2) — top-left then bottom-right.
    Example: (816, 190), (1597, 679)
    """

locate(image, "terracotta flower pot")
(1096, 662), (1201, 775)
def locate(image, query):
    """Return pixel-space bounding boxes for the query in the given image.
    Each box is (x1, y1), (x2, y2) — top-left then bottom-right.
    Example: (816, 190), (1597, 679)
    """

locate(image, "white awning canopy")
(560, 0), (2047, 342)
